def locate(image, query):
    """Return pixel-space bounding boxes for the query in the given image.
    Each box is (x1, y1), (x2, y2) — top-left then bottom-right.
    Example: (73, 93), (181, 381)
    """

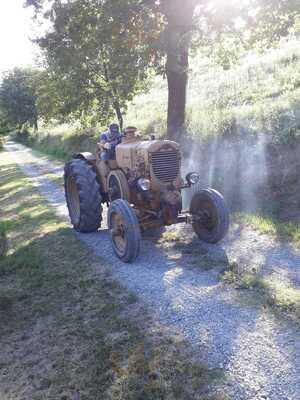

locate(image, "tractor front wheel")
(108, 199), (141, 263)
(190, 189), (229, 243)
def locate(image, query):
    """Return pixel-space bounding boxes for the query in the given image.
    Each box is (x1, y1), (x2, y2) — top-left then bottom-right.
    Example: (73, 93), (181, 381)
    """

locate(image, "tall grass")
(234, 213), (300, 243)
(126, 39), (300, 143)
(12, 124), (99, 160)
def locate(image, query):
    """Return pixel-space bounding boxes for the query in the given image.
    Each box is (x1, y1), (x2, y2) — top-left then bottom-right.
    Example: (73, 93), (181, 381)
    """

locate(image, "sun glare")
(0, 0), (38, 77)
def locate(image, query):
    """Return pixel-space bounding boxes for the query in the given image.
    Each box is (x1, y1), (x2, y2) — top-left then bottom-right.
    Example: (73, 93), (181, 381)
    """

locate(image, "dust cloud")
(182, 133), (270, 213)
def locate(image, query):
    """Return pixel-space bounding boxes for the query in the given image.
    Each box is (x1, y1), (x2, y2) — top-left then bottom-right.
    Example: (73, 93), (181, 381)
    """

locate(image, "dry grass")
(234, 213), (300, 244)
(126, 39), (300, 143)
(159, 230), (182, 243)
(0, 151), (225, 400)
(221, 266), (300, 323)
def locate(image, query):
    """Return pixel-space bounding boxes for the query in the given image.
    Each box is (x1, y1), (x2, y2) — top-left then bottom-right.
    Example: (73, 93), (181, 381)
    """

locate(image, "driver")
(99, 123), (123, 161)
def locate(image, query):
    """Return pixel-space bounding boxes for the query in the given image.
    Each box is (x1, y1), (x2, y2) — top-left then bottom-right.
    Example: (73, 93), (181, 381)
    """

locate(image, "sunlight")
(0, 0), (37, 76)
(195, 0), (253, 15)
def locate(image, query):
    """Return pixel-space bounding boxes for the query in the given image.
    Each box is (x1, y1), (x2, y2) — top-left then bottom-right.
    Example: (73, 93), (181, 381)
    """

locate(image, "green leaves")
(0, 68), (39, 129)
(26, 0), (159, 126)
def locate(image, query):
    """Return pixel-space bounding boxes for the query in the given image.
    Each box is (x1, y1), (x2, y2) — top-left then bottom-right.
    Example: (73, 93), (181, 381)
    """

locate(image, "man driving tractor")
(99, 124), (139, 161)
(99, 123), (123, 161)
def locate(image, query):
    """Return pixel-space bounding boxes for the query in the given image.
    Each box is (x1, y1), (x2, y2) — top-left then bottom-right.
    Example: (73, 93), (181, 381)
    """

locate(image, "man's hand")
(103, 142), (112, 150)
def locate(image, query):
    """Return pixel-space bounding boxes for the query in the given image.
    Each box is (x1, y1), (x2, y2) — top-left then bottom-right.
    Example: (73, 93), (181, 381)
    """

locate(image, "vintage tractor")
(64, 127), (229, 262)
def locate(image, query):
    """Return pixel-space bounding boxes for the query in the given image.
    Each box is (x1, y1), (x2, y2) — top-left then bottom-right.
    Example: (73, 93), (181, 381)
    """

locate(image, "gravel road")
(4, 140), (300, 400)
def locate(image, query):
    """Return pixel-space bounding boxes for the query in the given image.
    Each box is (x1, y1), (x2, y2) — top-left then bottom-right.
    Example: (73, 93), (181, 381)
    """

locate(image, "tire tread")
(64, 159), (102, 233)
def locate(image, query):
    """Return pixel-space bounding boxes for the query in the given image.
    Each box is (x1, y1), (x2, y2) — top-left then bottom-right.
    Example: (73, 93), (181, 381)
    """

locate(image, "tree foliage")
(0, 68), (39, 130)
(26, 0), (162, 128)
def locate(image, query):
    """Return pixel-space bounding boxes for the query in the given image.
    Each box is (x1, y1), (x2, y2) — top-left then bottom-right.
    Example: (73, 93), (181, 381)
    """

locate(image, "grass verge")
(234, 212), (300, 244)
(221, 266), (300, 324)
(11, 127), (98, 162)
(0, 150), (225, 400)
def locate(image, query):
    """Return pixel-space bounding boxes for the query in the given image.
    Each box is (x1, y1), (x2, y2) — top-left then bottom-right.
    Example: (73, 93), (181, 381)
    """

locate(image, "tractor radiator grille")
(151, 150), (180, 182)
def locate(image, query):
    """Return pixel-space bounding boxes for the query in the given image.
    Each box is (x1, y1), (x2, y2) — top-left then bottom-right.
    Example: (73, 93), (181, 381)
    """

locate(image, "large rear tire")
(190, 189), (229, 243)
(108, 199), (141, 263)
(64, 159), (102, 232)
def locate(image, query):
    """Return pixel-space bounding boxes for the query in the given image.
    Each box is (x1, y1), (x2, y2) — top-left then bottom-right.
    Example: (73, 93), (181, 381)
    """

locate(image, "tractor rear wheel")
(190, 189), (229, 243)
(108, 199), (141, 263)
(64, 159), (102, 232)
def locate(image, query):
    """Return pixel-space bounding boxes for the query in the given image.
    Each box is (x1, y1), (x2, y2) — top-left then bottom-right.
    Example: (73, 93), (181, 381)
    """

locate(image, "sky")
(0, 0), (39, 77)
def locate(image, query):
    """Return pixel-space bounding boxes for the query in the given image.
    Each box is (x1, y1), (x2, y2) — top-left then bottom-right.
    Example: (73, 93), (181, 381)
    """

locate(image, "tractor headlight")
(137, 177), (151, 191)
(186, 172), (200, 185)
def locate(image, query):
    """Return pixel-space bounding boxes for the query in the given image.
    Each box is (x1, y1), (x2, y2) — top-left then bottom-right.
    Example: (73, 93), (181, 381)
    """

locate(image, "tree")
(26, 0), (299, 139)
(26, 0), (159, 128)
(159, 0), (198, 140)
(0, 68), (39, 130)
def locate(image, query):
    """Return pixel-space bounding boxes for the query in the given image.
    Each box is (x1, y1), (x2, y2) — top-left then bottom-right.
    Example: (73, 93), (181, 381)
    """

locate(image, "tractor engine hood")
(116, 139), (180, 171)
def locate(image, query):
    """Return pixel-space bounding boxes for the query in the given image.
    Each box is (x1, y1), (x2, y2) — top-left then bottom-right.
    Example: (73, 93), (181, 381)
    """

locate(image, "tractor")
(64, 127), (229, 262)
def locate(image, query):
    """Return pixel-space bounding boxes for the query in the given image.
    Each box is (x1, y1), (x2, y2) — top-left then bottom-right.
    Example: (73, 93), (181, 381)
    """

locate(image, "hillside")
(127, 39), (300, 142)
(126, 39), (300, 223)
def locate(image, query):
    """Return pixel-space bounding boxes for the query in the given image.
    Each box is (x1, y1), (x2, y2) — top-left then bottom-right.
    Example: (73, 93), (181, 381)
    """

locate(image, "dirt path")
(4, 140), (300, 400)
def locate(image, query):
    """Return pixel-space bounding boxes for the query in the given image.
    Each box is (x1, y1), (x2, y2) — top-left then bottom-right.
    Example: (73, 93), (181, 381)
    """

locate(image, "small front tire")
(190, 189), (229, 243)
(108, 199), (141, 263)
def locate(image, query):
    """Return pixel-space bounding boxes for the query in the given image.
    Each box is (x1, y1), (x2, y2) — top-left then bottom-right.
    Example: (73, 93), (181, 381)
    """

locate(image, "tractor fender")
(73, 152), (96, 165)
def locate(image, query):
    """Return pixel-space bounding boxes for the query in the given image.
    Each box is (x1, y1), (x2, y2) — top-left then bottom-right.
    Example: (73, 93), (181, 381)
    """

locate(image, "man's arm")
(100, 133), (107, 145)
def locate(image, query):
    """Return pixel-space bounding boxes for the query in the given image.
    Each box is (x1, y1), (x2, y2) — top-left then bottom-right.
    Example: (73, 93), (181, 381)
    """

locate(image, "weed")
(160, 230), (182, 243)
(189, 256), (221, 270)
(234, 213), (300, 243)
(221, 269), (300, 323)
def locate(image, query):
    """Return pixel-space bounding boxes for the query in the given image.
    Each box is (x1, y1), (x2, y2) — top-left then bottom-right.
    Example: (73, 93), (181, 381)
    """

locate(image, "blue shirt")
(100, 132), (123, 146)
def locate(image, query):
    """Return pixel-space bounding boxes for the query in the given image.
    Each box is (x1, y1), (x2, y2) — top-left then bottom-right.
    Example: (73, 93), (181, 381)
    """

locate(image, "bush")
(11, 127), (31, 144)
(13, 127), (98, 160)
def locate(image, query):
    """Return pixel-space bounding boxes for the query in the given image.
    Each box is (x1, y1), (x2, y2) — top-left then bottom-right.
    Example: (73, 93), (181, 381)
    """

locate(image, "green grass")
(32, 141), (69, 160)
(221, 267), (300, 323)
(234, 212), (300, 243)
(126, 39), (300, 142)
(12, 124), (99, 161)
(0, 220), (11, 258)
(0, 150), (225, 400)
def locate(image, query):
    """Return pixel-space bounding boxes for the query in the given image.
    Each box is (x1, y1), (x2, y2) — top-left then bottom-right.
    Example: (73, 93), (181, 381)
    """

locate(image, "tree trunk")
(103, 61), (124, 130)
(162, 0), (198, 142)
(33, 117), (38, 131)
(166, 50), (188, 142)
(113, 100), (123, 130)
